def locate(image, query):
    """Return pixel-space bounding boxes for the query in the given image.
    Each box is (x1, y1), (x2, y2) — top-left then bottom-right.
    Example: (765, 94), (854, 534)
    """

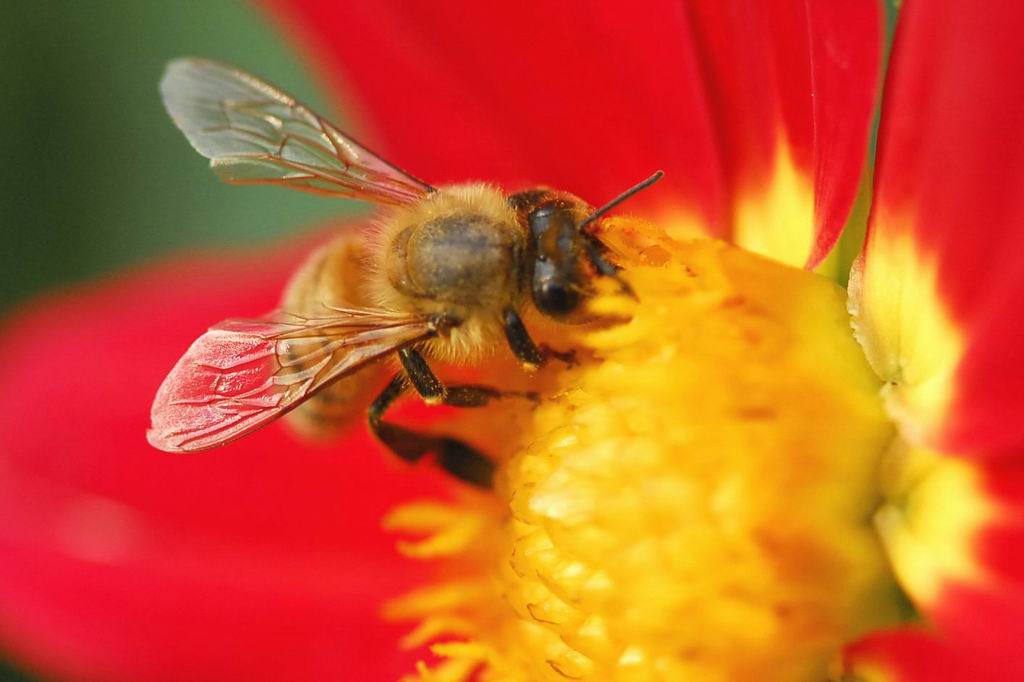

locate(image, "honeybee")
(147, 59), (662, 487)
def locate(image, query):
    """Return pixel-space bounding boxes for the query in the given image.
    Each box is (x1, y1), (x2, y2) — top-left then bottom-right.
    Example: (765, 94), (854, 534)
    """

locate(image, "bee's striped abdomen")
(280, 230), (385, 440)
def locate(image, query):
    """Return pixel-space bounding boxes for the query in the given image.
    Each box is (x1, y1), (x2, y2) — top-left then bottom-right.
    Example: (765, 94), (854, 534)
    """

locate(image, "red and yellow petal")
(868, 439), (1024, 670)
(262, 0), (728, 236)
(851, 0), (1024, 459)
(685, 0), (881, 268)
(839, 629), (1015, 682)
(0, 230), (441, 681)
(925, 460), (1024, 659)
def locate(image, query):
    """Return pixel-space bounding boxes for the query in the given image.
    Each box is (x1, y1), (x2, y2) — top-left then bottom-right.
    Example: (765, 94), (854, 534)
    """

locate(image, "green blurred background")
(0, 1), (363, 317)
(0, 2), (359, 679)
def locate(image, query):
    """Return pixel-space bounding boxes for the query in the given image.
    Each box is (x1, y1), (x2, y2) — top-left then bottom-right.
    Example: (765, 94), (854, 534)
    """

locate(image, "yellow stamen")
(388, 221), (905, 681)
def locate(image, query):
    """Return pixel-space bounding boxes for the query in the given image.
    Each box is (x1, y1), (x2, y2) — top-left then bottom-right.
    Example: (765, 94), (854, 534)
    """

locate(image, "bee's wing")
(148, 308), (437, 452)
(160, 58), (433, 206)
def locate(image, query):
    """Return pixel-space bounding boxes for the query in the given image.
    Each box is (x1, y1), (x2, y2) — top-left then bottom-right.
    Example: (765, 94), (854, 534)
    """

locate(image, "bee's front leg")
(583, 236), (637, 300)
(502, 308), (577, 371)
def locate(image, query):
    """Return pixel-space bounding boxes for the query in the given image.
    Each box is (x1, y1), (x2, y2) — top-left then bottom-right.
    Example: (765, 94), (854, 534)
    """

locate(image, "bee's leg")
(584, 236), (637, 300)
(502, 308), (577, 371)
(398, 347), (539, 406)
(368, 374), (495, 488)
(369, 347), (533, 488)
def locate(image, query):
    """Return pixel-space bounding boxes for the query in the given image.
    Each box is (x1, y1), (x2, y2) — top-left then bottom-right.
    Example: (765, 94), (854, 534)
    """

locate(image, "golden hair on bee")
(369, 183), (528, 364)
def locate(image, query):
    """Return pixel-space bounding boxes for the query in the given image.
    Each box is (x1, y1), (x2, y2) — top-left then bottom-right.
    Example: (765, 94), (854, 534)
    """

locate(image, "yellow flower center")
(387, 221), (905, 681)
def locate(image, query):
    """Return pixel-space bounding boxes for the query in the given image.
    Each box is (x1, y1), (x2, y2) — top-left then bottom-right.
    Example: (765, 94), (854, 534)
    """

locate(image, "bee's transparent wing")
(160, 58), (433, 205)
(148, 308), (438, 452)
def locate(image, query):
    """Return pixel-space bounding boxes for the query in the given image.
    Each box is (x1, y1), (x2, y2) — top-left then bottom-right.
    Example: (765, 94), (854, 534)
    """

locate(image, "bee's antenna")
(576, 170), (665, 231)
(576, 170), (663, 302)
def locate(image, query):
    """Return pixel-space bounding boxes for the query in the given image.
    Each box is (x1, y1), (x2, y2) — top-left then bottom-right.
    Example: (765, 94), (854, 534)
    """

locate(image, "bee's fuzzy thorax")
(368, 183), (531, 365)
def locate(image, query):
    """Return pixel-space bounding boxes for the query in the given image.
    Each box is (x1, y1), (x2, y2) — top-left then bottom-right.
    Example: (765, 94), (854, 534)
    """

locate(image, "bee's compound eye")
(536, 282), (580, 317)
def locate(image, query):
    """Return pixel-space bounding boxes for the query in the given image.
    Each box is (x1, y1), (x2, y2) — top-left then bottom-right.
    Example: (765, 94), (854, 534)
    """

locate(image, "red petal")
(0, 232), (442, 681)
(924, 461), (1024, 660)
(852, 0), (1024, 458)
(804, 0), (882, 268)
(261, 0), (729, 233)
(841, 629), (1017, 682)
(264, 1), (880, 266)
(684, 0), (881, 266)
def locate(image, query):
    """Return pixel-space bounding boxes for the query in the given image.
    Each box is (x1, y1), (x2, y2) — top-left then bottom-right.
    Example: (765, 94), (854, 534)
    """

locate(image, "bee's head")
(526, 196), (594, 323)
(518, 172), (663, 324)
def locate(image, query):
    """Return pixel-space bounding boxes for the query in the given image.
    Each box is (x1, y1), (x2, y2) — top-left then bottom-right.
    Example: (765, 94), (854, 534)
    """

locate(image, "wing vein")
(160, 58), (434, 205)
